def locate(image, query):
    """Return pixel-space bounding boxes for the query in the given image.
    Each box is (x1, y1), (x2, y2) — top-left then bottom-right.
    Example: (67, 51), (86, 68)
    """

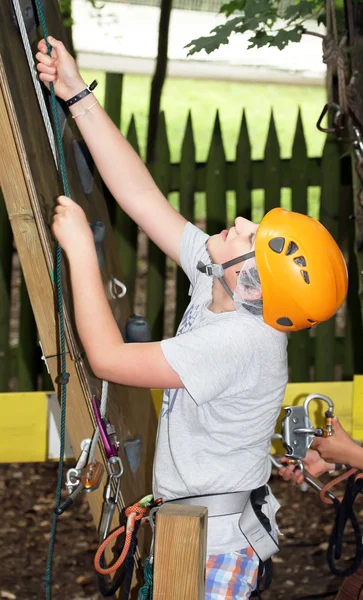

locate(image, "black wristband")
(65, 80), (98, 107)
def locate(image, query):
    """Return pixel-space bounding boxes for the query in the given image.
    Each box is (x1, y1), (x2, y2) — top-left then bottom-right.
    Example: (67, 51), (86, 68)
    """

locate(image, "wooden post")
(153, 504), (208, 600)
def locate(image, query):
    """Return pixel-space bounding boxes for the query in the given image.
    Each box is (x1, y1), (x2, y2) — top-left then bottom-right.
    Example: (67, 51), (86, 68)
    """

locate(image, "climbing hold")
(72, 139), (94, 195)
(90, 221), (106, 269)
(125, 314), (152, 343)
(123, 436), (142, 473)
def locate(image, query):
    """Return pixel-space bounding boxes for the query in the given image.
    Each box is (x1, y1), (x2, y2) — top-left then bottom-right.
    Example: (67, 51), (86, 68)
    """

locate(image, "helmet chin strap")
(197, 251), (255, 299)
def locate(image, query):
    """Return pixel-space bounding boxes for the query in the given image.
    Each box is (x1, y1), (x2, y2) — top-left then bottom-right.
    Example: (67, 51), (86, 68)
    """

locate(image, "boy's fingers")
(38, 39), (47, 53)
(37, 63), (57, 75)
(39, 73), (56, 83)
(57, 195), (73, 206)
(35, 52), (55, 67)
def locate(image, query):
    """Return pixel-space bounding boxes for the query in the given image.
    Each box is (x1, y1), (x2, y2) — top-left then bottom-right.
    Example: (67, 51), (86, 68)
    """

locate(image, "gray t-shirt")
(153, 222), (288, 554)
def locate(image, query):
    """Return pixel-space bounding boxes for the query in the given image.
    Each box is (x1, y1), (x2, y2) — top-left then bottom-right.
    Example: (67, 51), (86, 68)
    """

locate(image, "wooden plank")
(0, 0), (156, 586)
(0, 188), (12, 391)
(264, 111), (281, 214)
(315, 135), (340, 381)
(235, 110), (252, 221)
(153, 504), (207, 600)
(147, 111), (170, 340)
(206, 110), (227, 235)
(176, 111), (196, 332)
(288, 110), (310, 382)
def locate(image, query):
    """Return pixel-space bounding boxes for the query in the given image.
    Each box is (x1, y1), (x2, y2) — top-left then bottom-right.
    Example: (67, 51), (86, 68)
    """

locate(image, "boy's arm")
(36, 37), (187, 266)
(53, 196), (184, 388)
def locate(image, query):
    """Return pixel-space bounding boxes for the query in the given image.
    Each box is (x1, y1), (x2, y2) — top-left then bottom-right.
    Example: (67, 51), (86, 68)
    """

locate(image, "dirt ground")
(1, 462), (361, 600)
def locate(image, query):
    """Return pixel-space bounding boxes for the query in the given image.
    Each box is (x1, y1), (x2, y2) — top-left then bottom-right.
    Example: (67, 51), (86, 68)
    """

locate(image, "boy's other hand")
(52, 196), (93, 257)
(36, 36), (86, 102)
(311, 417), (358, 466)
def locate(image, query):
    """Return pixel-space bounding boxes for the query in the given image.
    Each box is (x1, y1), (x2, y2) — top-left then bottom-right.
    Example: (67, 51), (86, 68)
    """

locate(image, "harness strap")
(165, 486), (279, 563)
(165, 490), (251, 518)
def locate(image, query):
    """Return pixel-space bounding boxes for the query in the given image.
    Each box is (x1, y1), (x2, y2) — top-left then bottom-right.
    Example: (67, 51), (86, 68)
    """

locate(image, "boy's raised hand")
(36, 36), (86, 102)
(52, 196), (94, 257)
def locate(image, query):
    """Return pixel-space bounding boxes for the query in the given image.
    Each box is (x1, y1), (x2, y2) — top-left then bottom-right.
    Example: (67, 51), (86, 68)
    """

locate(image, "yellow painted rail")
(1, 377), (363, 463)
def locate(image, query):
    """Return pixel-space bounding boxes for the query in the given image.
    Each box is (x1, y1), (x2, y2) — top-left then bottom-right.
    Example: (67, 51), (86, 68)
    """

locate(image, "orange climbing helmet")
(255, 208), (348, 332)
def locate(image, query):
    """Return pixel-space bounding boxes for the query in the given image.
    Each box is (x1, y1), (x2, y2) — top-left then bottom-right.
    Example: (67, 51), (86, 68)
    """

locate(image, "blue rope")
(34, 3), (71, 599)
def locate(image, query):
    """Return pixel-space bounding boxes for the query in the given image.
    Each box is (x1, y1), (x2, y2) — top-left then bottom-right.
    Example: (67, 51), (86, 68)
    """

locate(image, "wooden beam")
(153, 504), (208, 600)
(0, 0), (157, 590)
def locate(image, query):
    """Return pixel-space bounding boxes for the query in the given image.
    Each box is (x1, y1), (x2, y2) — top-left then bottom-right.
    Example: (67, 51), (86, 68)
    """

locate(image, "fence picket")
(206, 111), (227, 235)
(111, 115), (140, 308)
(315, 134), (341, 381)
(288, 110), (310, 382)
(0, 188), (12, 391)
(104, 73), (123, 128)
(236, 110), (252, 221)
(147, 112), (170, 340)
(264, 111), (281, 214)
(175, 112), (196, 332)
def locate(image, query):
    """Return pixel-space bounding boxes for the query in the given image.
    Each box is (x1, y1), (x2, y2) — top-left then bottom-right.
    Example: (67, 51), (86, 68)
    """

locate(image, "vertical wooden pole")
(315, 134), (340, 381)
(153, 504), (208, 600)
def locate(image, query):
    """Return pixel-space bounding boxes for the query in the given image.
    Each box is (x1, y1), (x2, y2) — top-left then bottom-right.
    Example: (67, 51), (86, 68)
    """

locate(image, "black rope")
(97, 517), (141, 598)
(327, 472), (363, 577)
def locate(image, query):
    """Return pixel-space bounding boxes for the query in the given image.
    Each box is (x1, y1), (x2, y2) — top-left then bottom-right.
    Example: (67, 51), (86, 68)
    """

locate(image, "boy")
(36, 37), (348, 598)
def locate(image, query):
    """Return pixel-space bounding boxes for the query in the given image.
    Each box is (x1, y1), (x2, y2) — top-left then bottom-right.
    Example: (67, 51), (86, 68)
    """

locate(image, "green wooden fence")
(0, 101), (360, 393)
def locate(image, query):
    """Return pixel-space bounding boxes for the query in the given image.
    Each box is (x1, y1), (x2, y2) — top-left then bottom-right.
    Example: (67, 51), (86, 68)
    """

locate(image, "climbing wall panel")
(0, 0), (157, 581)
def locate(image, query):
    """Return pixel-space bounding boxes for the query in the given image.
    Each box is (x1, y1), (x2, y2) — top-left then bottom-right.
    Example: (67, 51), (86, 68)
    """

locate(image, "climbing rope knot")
(94, 501), (149, 576)
(57, 372), (70, 386)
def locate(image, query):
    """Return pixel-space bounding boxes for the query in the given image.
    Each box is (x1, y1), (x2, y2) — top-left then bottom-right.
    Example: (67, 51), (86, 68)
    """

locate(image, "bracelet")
(66, 80), (98, 107)
(72, 100), (100, 120)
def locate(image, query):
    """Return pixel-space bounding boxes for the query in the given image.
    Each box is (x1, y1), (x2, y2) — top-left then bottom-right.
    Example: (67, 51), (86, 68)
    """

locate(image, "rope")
(137, 557), (153, 600)
(11, 0), (58, 167)
(94, 502), (148, 575)
(33, 2), (71, 598)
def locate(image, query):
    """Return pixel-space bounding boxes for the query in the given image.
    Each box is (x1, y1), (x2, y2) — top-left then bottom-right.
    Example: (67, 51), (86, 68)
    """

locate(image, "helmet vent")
(301, 270), (310, 284)
(286, 241), (298, 255)
(268, 237), (285, 253)
(276, 317), (293, 327)
(294, 256), (306, 267)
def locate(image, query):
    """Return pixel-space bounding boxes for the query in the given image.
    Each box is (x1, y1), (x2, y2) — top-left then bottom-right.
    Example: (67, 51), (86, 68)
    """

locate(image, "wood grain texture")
(153, 504), (207, 600)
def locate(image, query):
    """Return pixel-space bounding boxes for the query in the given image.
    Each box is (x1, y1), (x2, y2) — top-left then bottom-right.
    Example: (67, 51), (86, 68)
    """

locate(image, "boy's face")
(207, 217), (258, 293)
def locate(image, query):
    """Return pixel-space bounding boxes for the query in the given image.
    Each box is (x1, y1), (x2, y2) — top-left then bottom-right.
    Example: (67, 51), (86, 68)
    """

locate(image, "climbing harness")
(271, 394), (363, 577)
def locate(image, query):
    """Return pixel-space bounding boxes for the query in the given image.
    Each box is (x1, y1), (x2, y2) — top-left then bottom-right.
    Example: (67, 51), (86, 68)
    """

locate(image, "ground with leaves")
(0, 462), (361, 600)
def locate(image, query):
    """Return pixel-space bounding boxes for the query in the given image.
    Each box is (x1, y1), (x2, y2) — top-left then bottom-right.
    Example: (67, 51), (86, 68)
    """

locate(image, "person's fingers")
(37, 63), (57, 76)
(39, 73), (56, 83)
(35, 52), (55, 67)
(57, 196), (73, 206)
(37, 39), (47, 53)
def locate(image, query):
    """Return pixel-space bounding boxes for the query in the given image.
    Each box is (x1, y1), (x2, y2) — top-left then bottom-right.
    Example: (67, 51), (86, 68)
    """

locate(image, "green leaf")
(185, 16), (245, 55)
(220, 0), (246, 17)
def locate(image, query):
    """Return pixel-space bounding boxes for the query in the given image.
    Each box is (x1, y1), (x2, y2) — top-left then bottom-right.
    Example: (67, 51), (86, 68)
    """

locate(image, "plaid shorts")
(205, 546), (259, 599)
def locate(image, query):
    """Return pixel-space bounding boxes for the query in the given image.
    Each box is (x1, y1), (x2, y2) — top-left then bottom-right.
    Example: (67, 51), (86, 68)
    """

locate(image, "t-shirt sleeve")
(160, 317), (254, 405)
(180, 222), (210, 288)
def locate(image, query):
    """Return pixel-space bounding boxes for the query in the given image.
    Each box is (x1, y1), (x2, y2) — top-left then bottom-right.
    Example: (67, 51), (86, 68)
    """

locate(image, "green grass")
(81, 70), (327, 161)
(81, 70), (325, 222)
